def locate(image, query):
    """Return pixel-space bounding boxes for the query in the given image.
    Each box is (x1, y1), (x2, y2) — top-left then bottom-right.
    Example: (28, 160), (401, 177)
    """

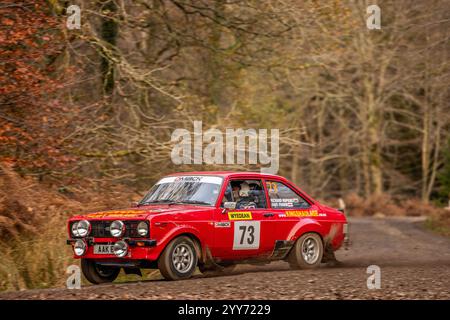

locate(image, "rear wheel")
(158, 236), (198, 280)
(288, 233), (323, 269)
(81, 259), (120, 284)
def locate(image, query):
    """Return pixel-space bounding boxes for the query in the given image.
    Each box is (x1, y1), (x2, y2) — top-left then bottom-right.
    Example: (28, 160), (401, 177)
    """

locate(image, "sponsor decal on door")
(214, 221), (231, 228)
(284, 210), (326, 217)
(228, 212), (252, 220)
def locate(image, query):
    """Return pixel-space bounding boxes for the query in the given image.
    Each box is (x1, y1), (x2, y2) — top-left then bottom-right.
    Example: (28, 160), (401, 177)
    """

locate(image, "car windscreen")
(139, 176), (223, 207)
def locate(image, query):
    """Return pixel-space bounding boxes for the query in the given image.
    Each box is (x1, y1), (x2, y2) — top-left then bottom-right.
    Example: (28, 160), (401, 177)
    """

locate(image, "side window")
(221, 179), (267, 209)
(266, 181), (310, 209)
(222, 184), (233, 204)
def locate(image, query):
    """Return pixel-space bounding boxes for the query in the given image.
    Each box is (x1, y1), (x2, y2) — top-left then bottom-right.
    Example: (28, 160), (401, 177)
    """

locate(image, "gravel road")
(1, 217), (449, 300)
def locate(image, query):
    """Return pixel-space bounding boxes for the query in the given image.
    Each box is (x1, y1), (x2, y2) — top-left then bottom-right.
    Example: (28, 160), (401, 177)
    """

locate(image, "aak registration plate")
(94, 244), (114, 254)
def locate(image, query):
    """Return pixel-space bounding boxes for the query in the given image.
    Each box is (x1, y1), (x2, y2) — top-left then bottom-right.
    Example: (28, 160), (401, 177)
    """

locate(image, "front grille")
(70, 220), (148, 238)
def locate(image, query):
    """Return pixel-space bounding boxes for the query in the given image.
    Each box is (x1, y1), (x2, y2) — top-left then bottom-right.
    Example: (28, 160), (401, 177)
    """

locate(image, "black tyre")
(81, 259), (120, 284)
(288, 232), (323, 269)
(158, 236), (198, 280)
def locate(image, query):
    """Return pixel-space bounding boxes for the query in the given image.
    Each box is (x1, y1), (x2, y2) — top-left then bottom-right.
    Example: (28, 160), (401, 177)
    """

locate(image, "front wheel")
(288, 233), (323, 269)
(81, 259), (120, 284)
(158, 236), (198, 280)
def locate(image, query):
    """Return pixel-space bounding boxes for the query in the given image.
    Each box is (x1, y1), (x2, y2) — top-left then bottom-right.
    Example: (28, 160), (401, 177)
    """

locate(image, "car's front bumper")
(66, 238), (157, 247)
(67, 238), (157, 260)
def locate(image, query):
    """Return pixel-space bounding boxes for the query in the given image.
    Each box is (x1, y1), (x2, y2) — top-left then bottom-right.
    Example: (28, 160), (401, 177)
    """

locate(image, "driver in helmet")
(236, 182), (257, 209)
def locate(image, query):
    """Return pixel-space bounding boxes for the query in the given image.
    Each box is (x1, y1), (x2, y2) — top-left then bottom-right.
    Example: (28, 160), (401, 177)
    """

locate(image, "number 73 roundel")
(233, 221), (260, 250)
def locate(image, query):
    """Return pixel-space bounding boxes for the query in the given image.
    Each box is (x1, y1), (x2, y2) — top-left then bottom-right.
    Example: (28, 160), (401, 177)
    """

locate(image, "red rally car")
(67, 172), (348, 283)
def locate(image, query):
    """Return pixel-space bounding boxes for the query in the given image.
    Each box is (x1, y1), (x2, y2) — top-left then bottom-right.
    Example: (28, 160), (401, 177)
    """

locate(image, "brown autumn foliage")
(341, 192), (448, 218)
(0, 0), (448, 199)
(0, 163), (142, 243)
(0, 0), (77, 174)
(0, 163), (142, 291)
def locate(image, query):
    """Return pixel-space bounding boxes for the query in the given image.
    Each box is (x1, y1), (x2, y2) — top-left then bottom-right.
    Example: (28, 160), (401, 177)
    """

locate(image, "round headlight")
(113, 240), (128, 257)
(137, 221), (148, 237)
(110, 220), (125, 238)
(73, 239), (87, 256)
(71, 221), (79, 237)
(76, 220), (91, 237)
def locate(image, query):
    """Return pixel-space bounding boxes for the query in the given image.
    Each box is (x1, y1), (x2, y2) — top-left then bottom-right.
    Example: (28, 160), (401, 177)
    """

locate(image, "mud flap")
(322, 224), (342, 265)
(321, 244), (337, 263)
(198, 246), (226, 272)
(123, 267), (142, 276)
(270, 240), (294, 260)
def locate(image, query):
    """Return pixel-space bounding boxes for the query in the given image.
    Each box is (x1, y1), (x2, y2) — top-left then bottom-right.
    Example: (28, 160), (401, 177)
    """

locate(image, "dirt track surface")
(1, 217), (449, 300)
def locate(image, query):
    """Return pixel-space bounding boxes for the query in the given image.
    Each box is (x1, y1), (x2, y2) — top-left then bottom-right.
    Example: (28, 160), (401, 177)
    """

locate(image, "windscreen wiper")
(140, 199), (178, 205)
(172, 200), (211, 206)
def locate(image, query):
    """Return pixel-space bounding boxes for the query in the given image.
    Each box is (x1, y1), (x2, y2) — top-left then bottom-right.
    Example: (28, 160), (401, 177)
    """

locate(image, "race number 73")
(239, 225), (255, 244)
(233, 221), (260, 250)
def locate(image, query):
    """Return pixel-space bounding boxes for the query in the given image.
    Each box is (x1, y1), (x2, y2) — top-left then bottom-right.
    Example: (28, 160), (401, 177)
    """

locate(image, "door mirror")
(223, 202), (236, 210)
(130, 201), (139, 208)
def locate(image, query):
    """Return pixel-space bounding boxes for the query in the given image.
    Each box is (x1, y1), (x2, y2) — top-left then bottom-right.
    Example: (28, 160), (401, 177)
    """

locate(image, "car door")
(264, 180), (319, 241)
(212, 178), (277, 259)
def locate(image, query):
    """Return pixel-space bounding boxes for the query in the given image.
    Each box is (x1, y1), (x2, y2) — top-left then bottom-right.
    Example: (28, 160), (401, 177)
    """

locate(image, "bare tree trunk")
(362, 132), (372, 197)
(370, 123), (383, 196)
(421, 105), (431, 203)
(291, 147), (300, 184)
(99, 0), (118, 95)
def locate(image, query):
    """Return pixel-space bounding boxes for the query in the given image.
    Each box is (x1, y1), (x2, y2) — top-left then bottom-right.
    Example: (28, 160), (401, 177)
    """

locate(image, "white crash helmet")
(239, 182), (250, 197)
